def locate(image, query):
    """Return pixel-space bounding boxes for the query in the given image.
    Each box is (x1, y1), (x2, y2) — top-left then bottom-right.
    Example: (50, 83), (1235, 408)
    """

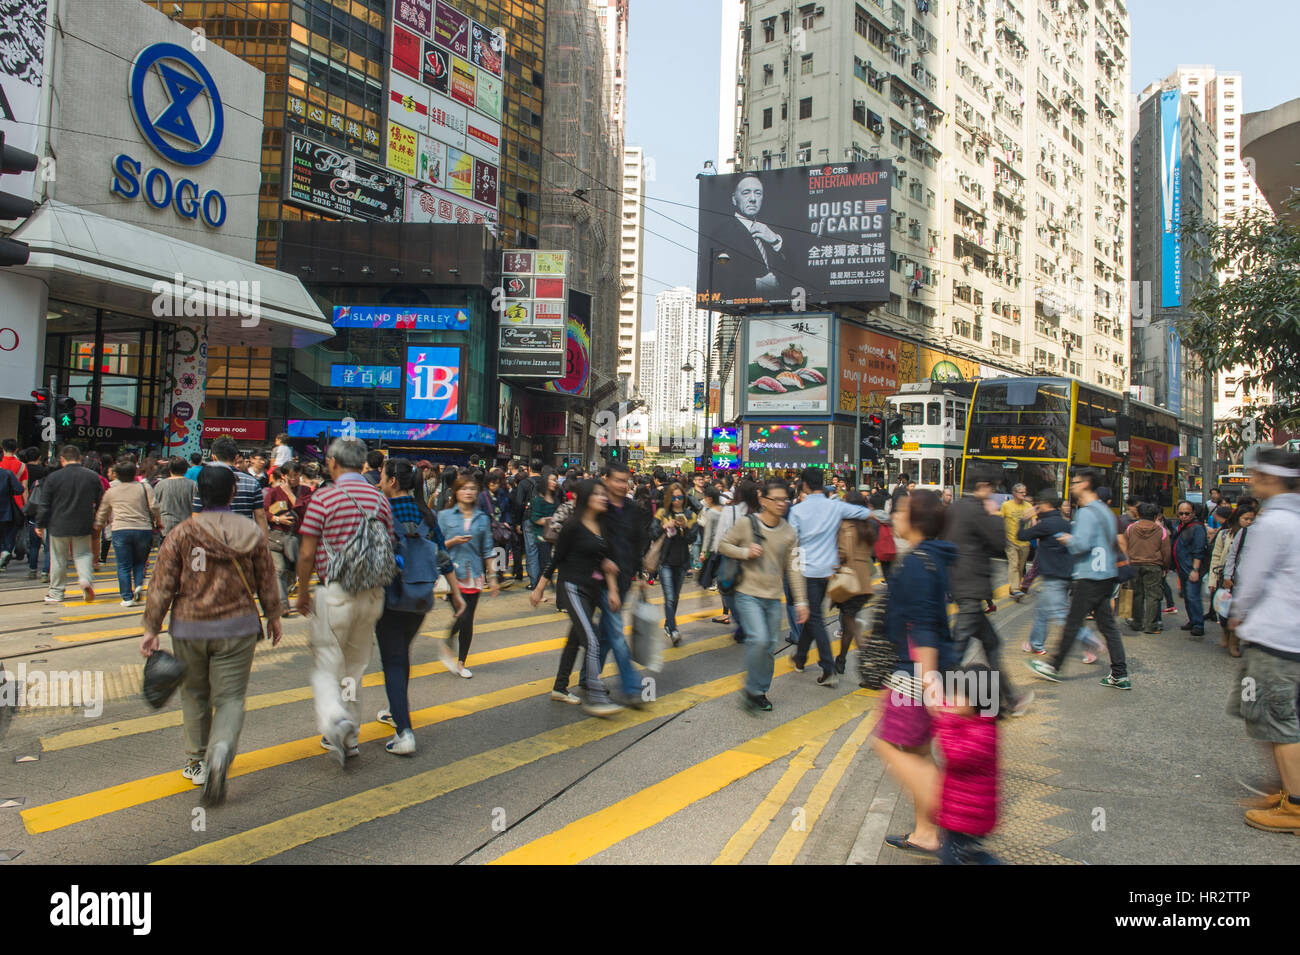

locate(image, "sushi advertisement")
(743, 315), (831, 413)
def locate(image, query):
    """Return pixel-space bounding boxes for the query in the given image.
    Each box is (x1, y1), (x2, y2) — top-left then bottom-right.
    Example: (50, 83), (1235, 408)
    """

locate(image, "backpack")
(872, 517), (897, 562)
(386, 520), (442, 613)
(544, 499), (575, 543)
(717, 513), (763, 596)
(22, 478), (41, 521)
(321, 487), (396, 593)
(511, 475), (536, 522)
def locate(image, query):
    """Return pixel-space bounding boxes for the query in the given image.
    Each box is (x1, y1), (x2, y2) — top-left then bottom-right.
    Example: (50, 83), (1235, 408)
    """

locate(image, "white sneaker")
(457, 666), (472, 679)
(133, 586), (145, 602)
(385, 730), (416, 756)
(321, 719), (359, 765)
(182, 760), (207, 785)
(438, 641), (458, 673)
(550, 690), (581, 704)
(377, 709), (396, 727)
(44, 594), (62, 603)
(582, 701), (623, 718)
(120, 599), (135, 607)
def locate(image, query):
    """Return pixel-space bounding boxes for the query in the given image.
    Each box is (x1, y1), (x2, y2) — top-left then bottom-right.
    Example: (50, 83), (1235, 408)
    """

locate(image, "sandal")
(885, 833), (938, 855)
(712, 615), (731, 624)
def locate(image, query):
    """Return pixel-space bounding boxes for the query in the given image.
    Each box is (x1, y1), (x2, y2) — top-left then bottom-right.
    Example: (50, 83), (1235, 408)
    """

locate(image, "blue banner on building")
(329, 365), (400, 388)
(1160, 90), (1182, 308)
(286, 419), (495, 444)
(332, 305), (470, 330)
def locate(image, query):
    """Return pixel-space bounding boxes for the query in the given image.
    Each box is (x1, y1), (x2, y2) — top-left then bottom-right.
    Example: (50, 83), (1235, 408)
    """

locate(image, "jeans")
(1178, 570), (1205, 629)
(794, 576), (835, 676)
(524, 530), (540, 587)
(554, 582), (611, 703)
(660, 563), (686, 633)
(598, 587), (641, 697)
(308, 582), (385, 738)
(1027, 577), (1095, 652)
(783, 577), (800, 643)
(689, 537), (701, 571)
(1132, 564), (1164, 630)
(173, 634), (258, 763)
(734, 592), (784, 696)
(953, 598), (1019, 706)
(112, 528), (152, 600)
(48, 535), (94, 599)
(1161, 574), (1175, 609)
(535, 540), (552, 585)
(26, 523), (47, 573)
(1051, 577), (1127, 679)
(375, 607), (426, 733)
(0, 520), (17, 555)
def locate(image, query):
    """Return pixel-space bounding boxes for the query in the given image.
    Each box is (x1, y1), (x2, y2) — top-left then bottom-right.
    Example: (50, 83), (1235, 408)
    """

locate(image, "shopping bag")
(142, 650), (187, 709)
(630, 592), (663, 672)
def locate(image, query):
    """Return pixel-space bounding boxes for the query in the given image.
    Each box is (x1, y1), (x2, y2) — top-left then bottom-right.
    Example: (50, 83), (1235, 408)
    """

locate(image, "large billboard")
(544, 289), (591, 397)
(1160, 89), (1182, 308)
(696, 162), (891, 309)
(742, 314), (832, 414)
(404, 345), (461, 421)
(0, 0), (47, 203)
(287, 135), (404, 222)
(744, 424), (830, 468)
(837, 324), (900, 415)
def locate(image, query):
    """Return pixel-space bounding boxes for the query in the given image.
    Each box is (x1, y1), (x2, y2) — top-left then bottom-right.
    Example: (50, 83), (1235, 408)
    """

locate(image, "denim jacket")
(436, 506), (495, 581)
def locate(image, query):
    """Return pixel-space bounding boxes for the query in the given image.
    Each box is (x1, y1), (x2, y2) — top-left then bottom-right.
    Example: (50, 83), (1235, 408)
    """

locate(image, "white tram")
(885, 381), (975, 493)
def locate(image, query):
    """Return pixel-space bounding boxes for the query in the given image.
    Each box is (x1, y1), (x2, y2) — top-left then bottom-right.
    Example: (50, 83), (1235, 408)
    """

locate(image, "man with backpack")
(296, 437), (395, 764)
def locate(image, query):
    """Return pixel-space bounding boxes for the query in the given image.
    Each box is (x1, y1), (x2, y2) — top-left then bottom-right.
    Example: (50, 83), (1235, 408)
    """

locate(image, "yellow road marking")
(489, 689), (873, 865)
(153, 663), (790, 865)
(24, 632), (740, 833)
(712, 732), (833, 865)
(767, 709), (879, 865)
(54, 626), (143, 644)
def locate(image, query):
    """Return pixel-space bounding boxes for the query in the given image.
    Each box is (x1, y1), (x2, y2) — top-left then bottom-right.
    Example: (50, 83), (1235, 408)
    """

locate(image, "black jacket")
(944, 494), (1006, 600)
(604, 495), (648, 595)
(36, 463), (105, 537)
(1017, 509), (1073, 580)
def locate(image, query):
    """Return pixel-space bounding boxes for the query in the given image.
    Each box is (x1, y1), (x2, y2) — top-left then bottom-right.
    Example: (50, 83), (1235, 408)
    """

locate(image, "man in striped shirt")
(191, 436), (268, 533)
(295, 436), (392, 763)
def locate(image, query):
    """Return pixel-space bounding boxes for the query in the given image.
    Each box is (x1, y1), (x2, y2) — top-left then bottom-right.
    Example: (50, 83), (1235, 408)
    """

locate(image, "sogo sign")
(109, 44), (229, 228)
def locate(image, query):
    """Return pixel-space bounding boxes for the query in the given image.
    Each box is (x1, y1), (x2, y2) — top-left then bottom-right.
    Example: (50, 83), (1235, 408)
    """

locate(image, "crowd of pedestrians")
(5, 429), (1294, 845)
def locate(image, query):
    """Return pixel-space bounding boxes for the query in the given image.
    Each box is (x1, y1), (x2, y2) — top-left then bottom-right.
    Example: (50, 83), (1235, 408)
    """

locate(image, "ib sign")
(110, 43), (228, 228)
(404, 346), (460, 421)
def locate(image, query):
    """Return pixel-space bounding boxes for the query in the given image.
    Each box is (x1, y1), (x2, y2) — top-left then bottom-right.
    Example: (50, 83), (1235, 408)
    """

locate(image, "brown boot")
(1245, 795), (1300, 833)
(1239, 790), (1285, 810)
(1227, 630), (1241, 657)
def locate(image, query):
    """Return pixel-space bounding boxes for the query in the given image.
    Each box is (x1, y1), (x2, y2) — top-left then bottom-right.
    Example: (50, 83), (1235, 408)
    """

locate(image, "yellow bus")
(959, 377), (1181, 514)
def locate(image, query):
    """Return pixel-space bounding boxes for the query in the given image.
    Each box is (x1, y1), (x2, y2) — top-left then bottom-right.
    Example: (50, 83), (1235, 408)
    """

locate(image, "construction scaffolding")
(540, 0), (625, 407)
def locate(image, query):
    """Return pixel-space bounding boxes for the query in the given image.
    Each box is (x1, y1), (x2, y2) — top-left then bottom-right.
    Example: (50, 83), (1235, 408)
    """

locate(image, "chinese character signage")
(742, 314), (831, 414)
(404, 346), (461, 421)
(837, 323), (900, 414)
(697, 162), (892, 309)
(330, 365), (401, 388)
(712, 427), (740, 470)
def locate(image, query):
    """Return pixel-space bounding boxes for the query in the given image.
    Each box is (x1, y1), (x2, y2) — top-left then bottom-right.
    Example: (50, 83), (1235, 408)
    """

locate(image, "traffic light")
(0, 131), (39, 267)
(860, 412), (883, 463)
(1099, 414), (1131, 454)
(55, 395), (77, 429)
(30, 388), (50, 433)
(886, 414), (905, 452)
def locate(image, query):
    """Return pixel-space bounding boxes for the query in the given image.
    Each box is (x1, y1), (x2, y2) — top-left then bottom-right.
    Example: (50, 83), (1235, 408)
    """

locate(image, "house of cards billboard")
(696, 162), (892, 309)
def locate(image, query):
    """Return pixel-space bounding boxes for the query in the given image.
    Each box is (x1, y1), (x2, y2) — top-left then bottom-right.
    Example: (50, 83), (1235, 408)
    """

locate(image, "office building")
(618, 146), (646, 393)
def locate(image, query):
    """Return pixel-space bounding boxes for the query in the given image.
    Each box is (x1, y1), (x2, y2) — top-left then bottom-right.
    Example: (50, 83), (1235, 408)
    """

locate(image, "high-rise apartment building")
(639, 331), (657, 430)
(725, 0), (1133, 393)
(1161, 66), (1274, 419)
(649, 287), (710, 439)
(618, 147), (646, 393)
(1130, 82), (1217, 471)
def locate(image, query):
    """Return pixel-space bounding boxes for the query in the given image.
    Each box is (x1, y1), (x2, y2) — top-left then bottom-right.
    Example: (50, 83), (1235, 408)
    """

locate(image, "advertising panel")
(712, 427), (740, 470)
(415, 134), (446, 188)
(446, 146), (475, 198)
(744, 424), (830, 468)
(287, 135), (404, 222)
(837, 322), (899, 414)
(498, 327), (564, 378)
(742, 314), (831, 414)
(535, 411), (567, 436)
(898, 341), (979, 384)
(202, 418), (268, 442)
(697, 162), (891, 309)
(0, 0), (47, 203)
(388, 74), (431, 135)
(386, 121), (418, 177)
(1167, 323), (1182, 418)
(450, 56), (476, 107)
(500, 249), (570, 340)
(476, 70), (502, 120)
(287, 419), (494, 444)
(392, 24), (423, 80)
(545, 290), (592, 397)
(394, 0), (434, 37)
(404, 346), (461, 421)
(1160, 89), (1182, 308)
(333, 305), (469, 330)
(407, 181), (496, 226)
(433, 1), (470, 57)
(330, 365), (401, 388)
(469, 21), (504, 76)
(421, 39), (450, 94)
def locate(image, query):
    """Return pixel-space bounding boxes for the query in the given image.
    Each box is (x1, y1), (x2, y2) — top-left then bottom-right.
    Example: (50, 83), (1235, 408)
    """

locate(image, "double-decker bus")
(885, 381), (976, 493)
(960, 377), (1181, 513)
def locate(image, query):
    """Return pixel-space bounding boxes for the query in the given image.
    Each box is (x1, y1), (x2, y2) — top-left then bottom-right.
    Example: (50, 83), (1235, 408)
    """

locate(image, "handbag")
(642, 532), (666, 575)
(630, 589), (664, 672)
(697, 551), (720, 588)
(827, 563), (861, 604)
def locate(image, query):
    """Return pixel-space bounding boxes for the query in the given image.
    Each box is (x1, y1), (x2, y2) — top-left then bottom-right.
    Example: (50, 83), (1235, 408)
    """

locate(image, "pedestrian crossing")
(5, 579), (921, 865)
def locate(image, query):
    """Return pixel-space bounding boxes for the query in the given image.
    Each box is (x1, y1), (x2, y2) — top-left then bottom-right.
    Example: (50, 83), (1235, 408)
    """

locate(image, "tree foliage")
(1180, 194), (1300, 451)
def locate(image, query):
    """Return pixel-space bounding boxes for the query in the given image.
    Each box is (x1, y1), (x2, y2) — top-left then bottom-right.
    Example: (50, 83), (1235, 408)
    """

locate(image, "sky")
(624, 0), (1300, 334)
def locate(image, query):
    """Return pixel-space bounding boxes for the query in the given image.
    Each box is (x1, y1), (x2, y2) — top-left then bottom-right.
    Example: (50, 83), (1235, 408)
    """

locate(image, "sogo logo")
(110, 43), (228, 228)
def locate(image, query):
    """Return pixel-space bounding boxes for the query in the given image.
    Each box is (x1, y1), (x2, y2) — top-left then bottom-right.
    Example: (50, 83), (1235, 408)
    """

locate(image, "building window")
(801, 54), (813, 75)
(763, 107), (773, 129)
(762, 16), (775, 42)
(799, 97), (813, 119)
(854, 56), (868, 82)
(763, 63), (773, 86)
(781, 101), (788, 120)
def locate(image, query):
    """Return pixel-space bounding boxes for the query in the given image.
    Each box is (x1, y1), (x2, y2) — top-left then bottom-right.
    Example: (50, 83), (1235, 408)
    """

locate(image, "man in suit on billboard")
(715, 175), (788, 296)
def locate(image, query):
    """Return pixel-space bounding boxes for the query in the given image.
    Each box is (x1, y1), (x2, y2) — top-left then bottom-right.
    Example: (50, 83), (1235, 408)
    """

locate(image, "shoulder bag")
(716, 513), (763, 596)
